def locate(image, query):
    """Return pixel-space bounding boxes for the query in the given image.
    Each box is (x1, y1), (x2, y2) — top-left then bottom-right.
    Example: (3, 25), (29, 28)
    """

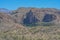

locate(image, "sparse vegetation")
(0, 26), (60, 40)
(23, 22), (55, 27)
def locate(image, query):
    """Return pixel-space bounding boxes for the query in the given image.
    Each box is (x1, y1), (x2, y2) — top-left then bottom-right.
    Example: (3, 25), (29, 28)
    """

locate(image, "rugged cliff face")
(23, 10), (39, 26)
(12, 8), (60, 26)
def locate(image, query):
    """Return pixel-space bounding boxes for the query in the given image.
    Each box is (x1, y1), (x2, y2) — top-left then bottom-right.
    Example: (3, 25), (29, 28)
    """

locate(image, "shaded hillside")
(42, 13), (56, 22)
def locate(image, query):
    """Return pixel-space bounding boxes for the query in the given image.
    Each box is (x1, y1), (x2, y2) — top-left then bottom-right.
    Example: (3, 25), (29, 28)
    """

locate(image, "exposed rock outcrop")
(23, 10), (39, 25)
(42, 14), (56, 22)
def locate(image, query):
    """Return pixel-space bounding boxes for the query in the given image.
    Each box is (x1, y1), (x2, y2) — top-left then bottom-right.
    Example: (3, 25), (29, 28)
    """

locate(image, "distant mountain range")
(0, 8), (12, 14)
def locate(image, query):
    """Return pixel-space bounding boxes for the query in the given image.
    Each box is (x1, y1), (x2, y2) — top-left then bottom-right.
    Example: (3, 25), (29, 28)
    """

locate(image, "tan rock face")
(12, 8), (60, 25)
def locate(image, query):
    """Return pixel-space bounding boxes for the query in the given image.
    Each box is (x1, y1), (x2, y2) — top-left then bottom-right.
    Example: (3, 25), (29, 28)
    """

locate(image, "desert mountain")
(0, 7), (60, 40)
(12, 7), (60, 25)
(0, 7), (60, 29)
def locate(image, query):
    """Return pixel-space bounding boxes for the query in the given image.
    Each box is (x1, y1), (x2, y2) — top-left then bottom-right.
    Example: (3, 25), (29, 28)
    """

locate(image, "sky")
(0, 0), (60, 10)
